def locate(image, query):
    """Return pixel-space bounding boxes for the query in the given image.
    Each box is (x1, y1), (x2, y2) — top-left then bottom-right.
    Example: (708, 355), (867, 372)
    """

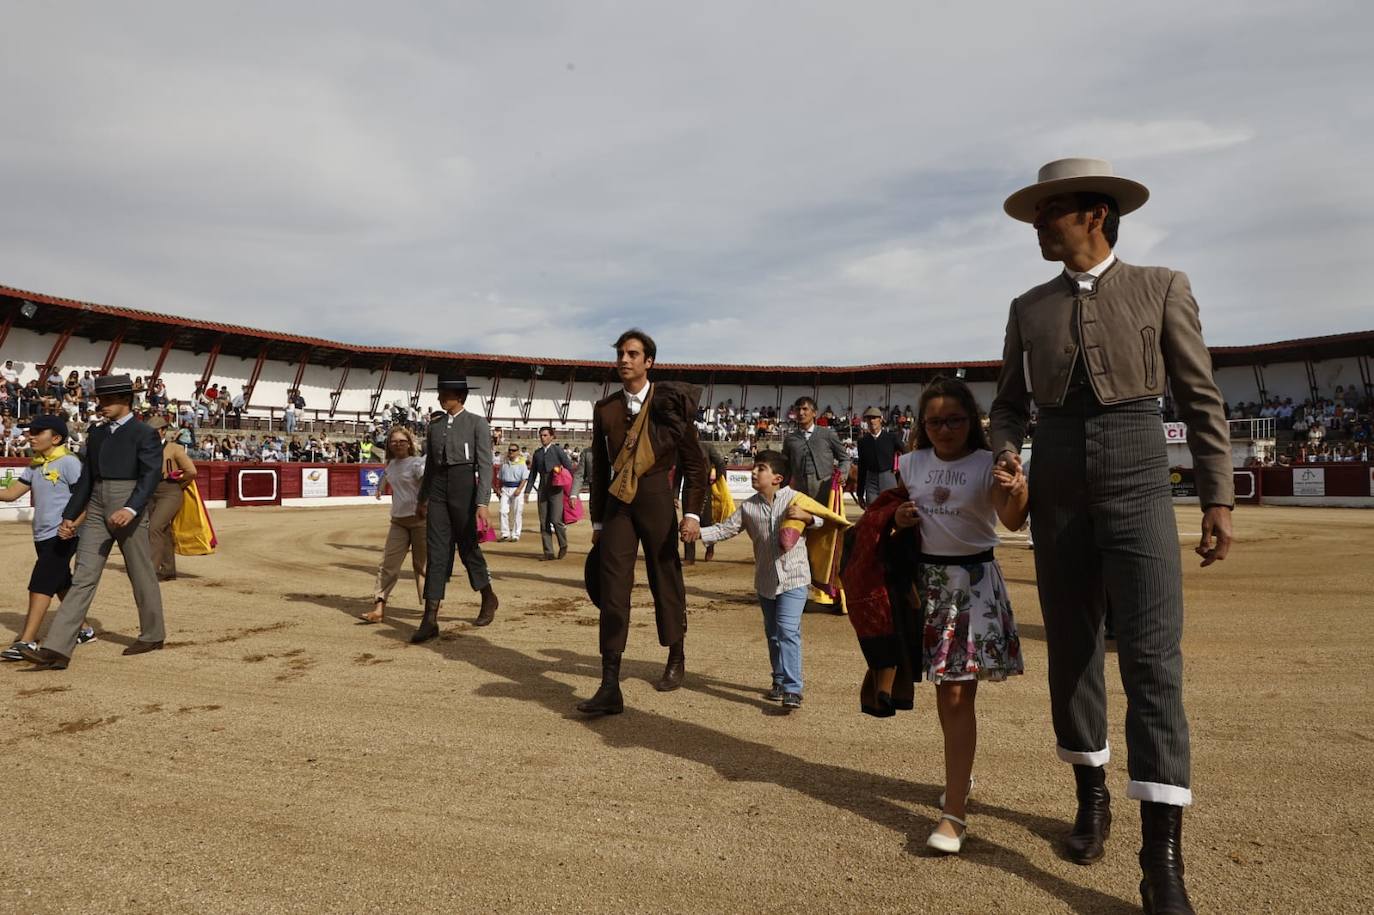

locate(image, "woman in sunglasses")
(893, 376), (1029, 855)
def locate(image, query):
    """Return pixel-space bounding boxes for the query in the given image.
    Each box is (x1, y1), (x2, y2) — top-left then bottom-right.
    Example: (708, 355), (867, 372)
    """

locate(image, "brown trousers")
(147, 480), (185, 580)
(374, 515), (427, 606)
(596, 475), (686, 655)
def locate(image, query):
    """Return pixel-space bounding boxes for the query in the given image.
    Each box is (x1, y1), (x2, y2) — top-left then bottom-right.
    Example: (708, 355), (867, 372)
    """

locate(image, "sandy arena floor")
(1, 501), (1371, 914)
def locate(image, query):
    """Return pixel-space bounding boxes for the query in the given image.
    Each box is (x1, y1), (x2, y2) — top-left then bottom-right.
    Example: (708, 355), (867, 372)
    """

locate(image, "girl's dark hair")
(913, 376), (989, 452)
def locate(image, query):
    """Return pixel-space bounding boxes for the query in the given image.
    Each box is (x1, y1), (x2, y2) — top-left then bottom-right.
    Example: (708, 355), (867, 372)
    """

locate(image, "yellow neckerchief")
(30, 445), (72, 483)
(30, 445), (71, 469)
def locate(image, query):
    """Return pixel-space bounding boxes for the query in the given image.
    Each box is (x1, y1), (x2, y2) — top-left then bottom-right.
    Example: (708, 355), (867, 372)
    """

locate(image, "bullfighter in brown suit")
(577, 329), (708, 715)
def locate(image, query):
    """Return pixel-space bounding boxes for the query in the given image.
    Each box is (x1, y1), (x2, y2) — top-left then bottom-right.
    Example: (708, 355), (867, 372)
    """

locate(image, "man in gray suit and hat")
(413, 374), (499, 643)
(990, 158), (1234, 914)
(21, 374), (166, 669)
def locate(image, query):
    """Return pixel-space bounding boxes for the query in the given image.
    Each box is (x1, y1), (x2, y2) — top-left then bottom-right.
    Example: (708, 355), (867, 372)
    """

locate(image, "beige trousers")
(147, 480), (184, 580)
(373, 515), (427, 605)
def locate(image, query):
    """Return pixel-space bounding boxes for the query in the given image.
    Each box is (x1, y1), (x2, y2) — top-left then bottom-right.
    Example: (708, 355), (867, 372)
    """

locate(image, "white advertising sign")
(726, 468), (754, 499)
(1293, 467), (1325, 497)
(1163, 422), (1188, 443)
(301, 467), (330, 498)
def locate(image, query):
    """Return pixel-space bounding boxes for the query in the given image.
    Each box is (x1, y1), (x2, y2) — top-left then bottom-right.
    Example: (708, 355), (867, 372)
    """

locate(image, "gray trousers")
(1029, 391), (1192, 807)
(538, 488), (567, 556)
(44, 480), (165, 657)
(861, 470), (897, 507)
(424, 465), (490, 600)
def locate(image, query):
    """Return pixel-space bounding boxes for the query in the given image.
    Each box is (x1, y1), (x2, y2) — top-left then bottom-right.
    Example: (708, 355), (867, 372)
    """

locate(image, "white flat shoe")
(926, 814), (967, 855)
(938, 775), (974, 809)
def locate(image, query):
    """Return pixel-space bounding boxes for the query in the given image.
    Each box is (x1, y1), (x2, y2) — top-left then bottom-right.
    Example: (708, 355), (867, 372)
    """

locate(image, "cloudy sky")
(2, 1), (1370, 365)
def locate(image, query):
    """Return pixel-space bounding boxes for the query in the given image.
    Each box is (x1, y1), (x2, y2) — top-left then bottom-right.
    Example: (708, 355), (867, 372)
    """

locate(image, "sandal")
(926, 814), (966, 854)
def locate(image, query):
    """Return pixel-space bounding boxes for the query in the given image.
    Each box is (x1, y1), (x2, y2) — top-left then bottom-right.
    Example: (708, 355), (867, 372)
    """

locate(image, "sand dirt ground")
(1, 502), (1371, 914)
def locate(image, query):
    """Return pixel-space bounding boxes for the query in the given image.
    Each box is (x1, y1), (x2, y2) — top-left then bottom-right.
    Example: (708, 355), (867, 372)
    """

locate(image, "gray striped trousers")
(1028, 390), (1192, 807)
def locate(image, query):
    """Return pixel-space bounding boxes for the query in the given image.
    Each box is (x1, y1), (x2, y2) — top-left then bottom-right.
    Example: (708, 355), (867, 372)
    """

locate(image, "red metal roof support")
(557, 368), (577, 423)
(812, 372), (820, 408)
(99, 326), (127, 375)
(0, 310), (14, 352)
(847, 373), (855, 414)
(368, 357), (393, 417)
(740, 381), (749, 416)
(1303, 359), (1320, 404)
(884, 380), (892, 411)
(484, 370), (502, 422)
(289, 346), (312, 395)
(148, 330), (179, 388)
(520, 368), (538, 424)
(329, 358), (352, 417)
(705, 372), (715, 412)
(1357, 354), (1373, 403)
(197, 337), (224, 395)
(37, 315), (82, 380)
(242, 345), (269, 407)
(409, 359), (428, 409)
(1251, 364), (1268, 402)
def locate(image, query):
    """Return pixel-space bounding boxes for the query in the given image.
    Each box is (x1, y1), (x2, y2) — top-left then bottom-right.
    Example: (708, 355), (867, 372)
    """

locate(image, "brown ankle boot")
(655, 642), (685, 692)
(475, 585), (499, 626)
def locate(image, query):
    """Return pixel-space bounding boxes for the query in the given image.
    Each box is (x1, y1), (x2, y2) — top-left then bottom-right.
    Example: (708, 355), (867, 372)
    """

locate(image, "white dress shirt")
(1064, 252), (1116, 293)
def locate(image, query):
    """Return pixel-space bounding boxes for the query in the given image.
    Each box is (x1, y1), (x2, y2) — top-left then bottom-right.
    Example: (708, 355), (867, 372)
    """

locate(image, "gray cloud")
(1, 1), (1369, 364)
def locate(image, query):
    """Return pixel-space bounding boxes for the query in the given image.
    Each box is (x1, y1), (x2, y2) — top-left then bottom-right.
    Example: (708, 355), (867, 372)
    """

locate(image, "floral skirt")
(920, 560), (1024, 684)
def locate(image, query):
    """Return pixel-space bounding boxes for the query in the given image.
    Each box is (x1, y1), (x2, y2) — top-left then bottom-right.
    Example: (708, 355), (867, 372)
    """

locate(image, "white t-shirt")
(896, 448), (999, 555)
(381, 456), (425, 518)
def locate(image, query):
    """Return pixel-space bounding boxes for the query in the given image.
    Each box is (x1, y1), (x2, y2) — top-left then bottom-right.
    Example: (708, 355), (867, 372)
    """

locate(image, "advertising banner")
(1168, 469), (1197, 499)
(1163, 422), (1188, 443)
(726, 468), (754, 499)
(301, 467), (330, 498)
(360, 466), (383, 497)
(1293, 467), (1325, 496)
(1, 467), (31, 508)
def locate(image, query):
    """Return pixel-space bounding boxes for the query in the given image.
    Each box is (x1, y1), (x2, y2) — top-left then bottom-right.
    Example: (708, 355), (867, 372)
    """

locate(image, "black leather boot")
(1065, 764), (1111, 864)
(410, 600), (441, 644)
(654, 642), (685, 692)
(1139, 802), (1194, 914)
(576, 653), (624, 715)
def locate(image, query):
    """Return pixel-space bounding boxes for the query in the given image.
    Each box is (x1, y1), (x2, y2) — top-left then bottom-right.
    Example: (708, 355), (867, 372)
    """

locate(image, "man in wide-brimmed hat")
(19, 374), (167, 670)
(989, 158), (1233, 914)
(855, 406), (902, 508)
(413, 375), (499, 642)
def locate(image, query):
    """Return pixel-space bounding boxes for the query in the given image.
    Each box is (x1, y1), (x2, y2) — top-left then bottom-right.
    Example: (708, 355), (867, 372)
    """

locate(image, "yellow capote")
(172, 480), (217, 556)
(710, 474), (736, 521)
(778, 490), (852, 611)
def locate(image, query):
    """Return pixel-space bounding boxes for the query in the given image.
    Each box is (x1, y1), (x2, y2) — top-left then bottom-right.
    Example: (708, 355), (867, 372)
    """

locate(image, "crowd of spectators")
(697, 400), (920, 455)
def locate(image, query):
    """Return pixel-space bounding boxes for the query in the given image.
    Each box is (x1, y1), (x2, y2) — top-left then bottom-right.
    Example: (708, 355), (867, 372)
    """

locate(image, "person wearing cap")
(989, 158), (1234, 914)
(19, 375), (167, 670)
(413, 374), (499, 642)
(0, 415), (97, 661)
(855, 406), (903, 508)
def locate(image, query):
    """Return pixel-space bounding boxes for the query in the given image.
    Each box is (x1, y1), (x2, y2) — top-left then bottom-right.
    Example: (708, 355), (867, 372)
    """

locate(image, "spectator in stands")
(1, 360), (18, 400)
(20, 381), (40, 420)
(283, 397), (298, 434)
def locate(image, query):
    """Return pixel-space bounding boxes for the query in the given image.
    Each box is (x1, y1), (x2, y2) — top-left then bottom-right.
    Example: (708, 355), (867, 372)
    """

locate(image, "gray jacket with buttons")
(988, 259), (1234, 508)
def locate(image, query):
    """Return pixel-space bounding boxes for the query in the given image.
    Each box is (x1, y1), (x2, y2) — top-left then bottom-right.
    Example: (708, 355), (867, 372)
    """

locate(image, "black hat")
(584, 543), (602, 611)
(435, 374), (478, 392)
(27, 414), (69, 439)
(94, 374), (135, 395)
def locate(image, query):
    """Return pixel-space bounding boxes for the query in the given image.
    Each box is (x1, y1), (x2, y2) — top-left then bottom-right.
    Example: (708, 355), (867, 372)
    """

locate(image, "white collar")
(623, 380), (650, 401)
(1065, 252), (1116, 285)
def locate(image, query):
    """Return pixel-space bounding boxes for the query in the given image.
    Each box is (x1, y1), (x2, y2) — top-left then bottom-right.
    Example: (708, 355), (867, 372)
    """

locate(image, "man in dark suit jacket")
(782, 396), (851, 502)
(21, 375), (166, 670)
(526, 426), (573, 560)
(856, 406), (903, 507)
(577, 329), (707, 715)
(413, 375), (499, 642)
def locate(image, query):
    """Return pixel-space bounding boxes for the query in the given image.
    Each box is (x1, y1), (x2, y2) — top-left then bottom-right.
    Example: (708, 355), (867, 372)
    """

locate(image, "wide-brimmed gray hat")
(1004, 158), (1149, 223)
(93, 374), (135, 396)
(862, 407), (884, 419)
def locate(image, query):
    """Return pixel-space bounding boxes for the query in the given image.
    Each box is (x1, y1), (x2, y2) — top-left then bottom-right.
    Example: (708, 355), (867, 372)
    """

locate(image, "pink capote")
(553, 465), (583, 524)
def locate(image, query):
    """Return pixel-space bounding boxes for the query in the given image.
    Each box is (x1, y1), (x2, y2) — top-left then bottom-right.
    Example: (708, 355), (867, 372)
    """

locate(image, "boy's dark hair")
(754, 449), (791, 482)
(794, 396), (817, 411)
(612, 328), (657, 362)
(1075, 191), (1120, 248)
(913, 376), (990, 452)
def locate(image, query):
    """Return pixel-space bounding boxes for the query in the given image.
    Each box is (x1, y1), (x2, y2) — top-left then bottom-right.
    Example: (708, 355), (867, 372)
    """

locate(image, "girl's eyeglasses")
(923, 415), (969, 431)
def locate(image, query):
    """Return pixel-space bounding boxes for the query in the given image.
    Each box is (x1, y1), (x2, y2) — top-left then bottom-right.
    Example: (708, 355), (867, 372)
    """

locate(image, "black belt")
(918, 549), (995, 565)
